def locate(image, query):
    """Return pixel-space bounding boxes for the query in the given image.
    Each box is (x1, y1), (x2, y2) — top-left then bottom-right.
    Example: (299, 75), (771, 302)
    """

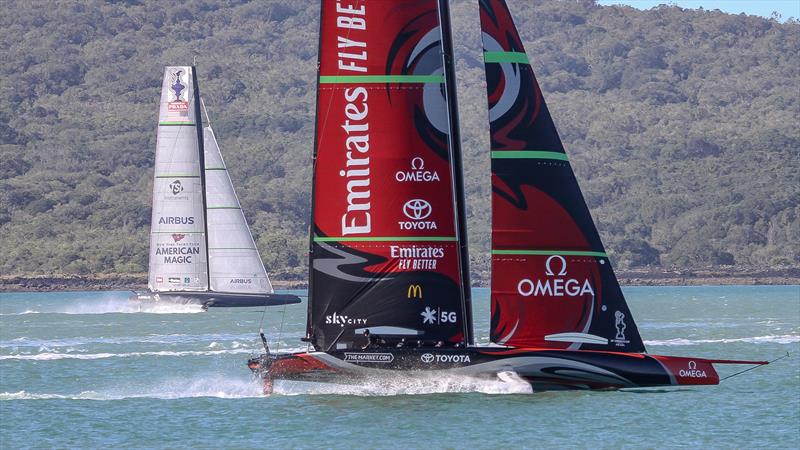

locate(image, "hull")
(131, 291), (301, 308)
(248, 347), (765, 394)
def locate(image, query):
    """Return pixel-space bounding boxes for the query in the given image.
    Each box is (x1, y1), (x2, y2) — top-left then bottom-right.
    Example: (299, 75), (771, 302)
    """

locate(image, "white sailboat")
(134, 66), (300, 308)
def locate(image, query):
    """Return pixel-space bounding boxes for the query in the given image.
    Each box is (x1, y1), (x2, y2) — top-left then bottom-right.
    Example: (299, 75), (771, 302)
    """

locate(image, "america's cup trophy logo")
(615, 310), (627, 340)
(167, 69), (189, 112)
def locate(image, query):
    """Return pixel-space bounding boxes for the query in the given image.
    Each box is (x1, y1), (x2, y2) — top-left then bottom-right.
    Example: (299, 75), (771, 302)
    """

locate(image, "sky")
(597, 0), (800, 21)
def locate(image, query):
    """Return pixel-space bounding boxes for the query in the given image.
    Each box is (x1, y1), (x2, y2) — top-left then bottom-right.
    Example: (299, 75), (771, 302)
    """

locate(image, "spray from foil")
(271, 370), (533, 396)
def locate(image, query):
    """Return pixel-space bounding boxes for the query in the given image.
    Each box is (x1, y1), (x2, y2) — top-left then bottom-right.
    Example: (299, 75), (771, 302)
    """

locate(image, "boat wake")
(0, 374), (264, 400)
(0, 296), (205, 315)
(273, 370), (533, 396)
(0, 348), (257, 361)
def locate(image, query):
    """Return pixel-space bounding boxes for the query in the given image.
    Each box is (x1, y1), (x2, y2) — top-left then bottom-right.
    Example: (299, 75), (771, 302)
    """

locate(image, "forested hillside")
(1, 0), (797, 283)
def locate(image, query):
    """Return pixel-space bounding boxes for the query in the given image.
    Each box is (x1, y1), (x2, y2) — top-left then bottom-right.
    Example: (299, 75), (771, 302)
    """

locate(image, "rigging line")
(720, 352), (789, 382)
(200, 96), (211, 128)
(275, 303), (288, 354)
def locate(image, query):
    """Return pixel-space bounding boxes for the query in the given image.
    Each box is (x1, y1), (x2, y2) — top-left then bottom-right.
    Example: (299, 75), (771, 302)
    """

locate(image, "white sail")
(148, 66), (209, 292)
(203, 126), (273, 294)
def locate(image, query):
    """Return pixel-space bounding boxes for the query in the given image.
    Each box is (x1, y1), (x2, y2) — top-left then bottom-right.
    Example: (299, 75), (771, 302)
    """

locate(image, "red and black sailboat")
(248, 0), (766, 393)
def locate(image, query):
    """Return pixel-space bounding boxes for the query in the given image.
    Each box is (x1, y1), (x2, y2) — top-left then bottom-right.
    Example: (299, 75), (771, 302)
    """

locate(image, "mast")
(437, 0), (473, 346)
(191, 66), (212, 292)
(303, 0), (327, 346)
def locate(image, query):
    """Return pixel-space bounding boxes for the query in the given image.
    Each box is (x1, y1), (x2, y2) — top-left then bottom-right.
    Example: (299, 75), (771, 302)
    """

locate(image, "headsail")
(307, 0), (469, 351)
(479, 0), (645, 352)
(203, 124), (273, 294)
(148, 66), (209, 292)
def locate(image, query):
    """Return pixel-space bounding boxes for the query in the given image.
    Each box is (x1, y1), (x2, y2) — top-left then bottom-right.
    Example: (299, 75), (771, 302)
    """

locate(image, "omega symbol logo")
(688, 360), (697, 370)
(545, 255), (568, 276)
(411, 157), (425, 170)
(403, 199), (432, 220)
(421, 353), (434, 363)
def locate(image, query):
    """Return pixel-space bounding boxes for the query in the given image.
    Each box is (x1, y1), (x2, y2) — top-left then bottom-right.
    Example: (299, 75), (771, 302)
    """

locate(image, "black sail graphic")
(480, 0), (645, 352)
(307, 0), (470, 351)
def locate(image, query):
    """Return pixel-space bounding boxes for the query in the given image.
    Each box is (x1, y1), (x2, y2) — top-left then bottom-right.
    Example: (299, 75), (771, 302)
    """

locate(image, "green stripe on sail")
(319, 75), (444, 84)
(314, 236), (457, 242)
(209, 247), (256, 250)
(151, 231), (203, 234)
(491, 151), (569, 161)
(492, 249), (608, 257)
(205, 167), (227, 171)
(483, 51), (530, 64)
(155, 174), (200, 178)
(159, 122), (196, 126)
(207, 206), (240, 210)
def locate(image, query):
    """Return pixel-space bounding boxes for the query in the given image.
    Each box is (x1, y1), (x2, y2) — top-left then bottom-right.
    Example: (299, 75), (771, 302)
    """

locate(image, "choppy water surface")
(1, 286), (798, 448)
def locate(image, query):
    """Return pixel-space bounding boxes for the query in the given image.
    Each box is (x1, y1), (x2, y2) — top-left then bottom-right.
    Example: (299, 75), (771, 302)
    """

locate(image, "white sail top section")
(148, 66), (209, 292)
(204, 126), (273, 294)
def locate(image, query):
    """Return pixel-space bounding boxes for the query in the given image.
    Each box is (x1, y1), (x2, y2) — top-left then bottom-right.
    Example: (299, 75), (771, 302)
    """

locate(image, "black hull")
(132, 291), (301, 308)
(248, 347), (765, 394)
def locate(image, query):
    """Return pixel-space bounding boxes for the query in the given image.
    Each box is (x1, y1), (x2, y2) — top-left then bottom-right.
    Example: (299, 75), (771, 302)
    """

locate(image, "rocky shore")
(2, 267), (798, 292)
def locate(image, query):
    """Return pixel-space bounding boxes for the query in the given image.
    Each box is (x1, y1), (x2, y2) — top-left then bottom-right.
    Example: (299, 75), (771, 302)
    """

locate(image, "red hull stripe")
(319, 75), (444, 84)
(491, 151), (569, 161)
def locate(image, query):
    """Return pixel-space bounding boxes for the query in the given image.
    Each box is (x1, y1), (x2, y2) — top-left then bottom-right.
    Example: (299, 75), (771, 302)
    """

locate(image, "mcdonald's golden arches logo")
(407, 284), (423, 299)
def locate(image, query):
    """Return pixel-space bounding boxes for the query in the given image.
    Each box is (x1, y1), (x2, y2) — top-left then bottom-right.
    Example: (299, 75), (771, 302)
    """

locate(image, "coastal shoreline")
(2, 268), (798, 292)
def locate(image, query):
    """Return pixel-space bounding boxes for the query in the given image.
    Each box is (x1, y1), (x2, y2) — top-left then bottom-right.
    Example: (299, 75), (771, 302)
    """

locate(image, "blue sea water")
(1, 286), (798, 449)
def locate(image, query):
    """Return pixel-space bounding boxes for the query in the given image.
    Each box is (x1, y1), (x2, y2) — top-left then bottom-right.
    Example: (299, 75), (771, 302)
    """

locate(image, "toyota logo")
(403, 199), (432, 220)
(421, 353), (434, 363)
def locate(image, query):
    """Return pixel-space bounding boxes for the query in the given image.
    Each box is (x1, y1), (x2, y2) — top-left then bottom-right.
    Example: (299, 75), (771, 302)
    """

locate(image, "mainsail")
(148, 66), (209, 292)
(479, 0), (645, 352)
(307, 0), (470, 350)
(204, 125), (273, 294)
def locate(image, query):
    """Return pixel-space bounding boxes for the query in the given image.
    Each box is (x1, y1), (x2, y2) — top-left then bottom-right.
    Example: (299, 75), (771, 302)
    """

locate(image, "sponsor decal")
(230, 278), (252, 284)
(325, 312), (367, 327)
(156, 245), (200, 264)
(399, 199), (437, 230)
(517, 255), (595, 298)
(407, 284), (423, 299)
(679, 360), (708, 378)
(395, 157), (440, 183)
(392, 245), (444, 270)
(159, 216), (194, 225)
(610, 310), (630, 347)
(343, 353), (393, 363)
(169, 180), (184, 196)
(156, 276), (163, 283)
(337, 85), (372, 236)
(420, 306), (457, 325)
(168, 69), (189, 112)
(184, 277), (190, 283)
(419, 353), (471, 364)
(171, 234), (185, 243)
(168, 277), (181, 284)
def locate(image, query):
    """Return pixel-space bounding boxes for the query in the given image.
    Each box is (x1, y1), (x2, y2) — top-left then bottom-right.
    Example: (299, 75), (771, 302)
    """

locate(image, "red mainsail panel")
(308, 0), (469, 350)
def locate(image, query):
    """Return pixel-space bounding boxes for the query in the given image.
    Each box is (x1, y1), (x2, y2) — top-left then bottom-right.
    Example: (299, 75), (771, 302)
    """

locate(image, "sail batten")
(480, 0), (645, 352)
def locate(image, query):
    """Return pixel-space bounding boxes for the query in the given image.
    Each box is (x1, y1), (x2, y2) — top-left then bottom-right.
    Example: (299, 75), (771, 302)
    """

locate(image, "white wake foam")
(645, 334), (800, 346)
(0, 375), (264, 400)
(0, 296), (204, 315)
(273, 370), (533, 396)
(0, 348), (258, 361)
